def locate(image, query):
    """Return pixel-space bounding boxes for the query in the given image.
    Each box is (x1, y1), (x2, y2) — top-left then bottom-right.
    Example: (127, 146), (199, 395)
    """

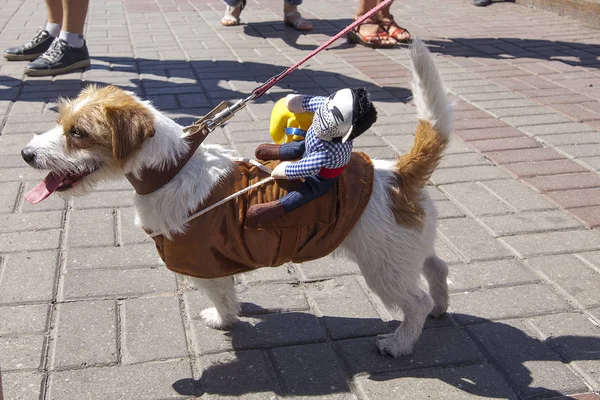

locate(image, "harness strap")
(147, 158), (273, 238)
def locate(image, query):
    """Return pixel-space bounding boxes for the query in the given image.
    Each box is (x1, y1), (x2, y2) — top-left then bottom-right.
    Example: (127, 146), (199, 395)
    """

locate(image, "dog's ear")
(104, 102), (155, 160)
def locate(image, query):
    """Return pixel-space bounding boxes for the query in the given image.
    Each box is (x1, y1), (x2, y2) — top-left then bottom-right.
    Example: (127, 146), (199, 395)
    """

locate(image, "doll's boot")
(246, 200), (286, 227)
(255, 144), (282, 161)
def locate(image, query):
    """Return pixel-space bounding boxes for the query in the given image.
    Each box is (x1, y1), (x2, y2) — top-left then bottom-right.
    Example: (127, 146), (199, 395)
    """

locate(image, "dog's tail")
(389, 38), (453, 227)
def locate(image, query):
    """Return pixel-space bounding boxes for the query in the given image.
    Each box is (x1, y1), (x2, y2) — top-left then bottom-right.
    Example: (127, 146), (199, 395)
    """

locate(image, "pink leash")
(203, 0), (395, 132)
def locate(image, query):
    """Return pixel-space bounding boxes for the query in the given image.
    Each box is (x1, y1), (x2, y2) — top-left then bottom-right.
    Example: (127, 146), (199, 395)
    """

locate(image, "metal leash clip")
(183, 95), (253, 137)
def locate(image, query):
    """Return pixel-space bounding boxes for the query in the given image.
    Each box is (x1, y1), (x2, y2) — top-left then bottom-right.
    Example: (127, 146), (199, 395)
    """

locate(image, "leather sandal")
(347, 17), (396, 48)
(284, 11), (313, 31)
(378, 15), (411, 43)
(221, 0), (246, 26)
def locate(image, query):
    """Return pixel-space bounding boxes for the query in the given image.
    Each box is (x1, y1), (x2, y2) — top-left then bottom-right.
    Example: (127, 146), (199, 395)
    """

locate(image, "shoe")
(473, 0), (492, 6)
(347, 17), (396, 49)
(221, 0), (246, 26)
(3, 30), (54, 61)
(284, 11), (313, 32)
(246, 201), (286, 227)
(377, 15), (412, 44)
(24, 38), (90, 76)
(255, 144), (282, 160)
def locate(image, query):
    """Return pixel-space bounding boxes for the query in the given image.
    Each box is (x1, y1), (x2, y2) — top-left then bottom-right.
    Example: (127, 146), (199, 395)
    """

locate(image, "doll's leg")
(279, 176), (336, 212)
(247, 176), (336, 226)
(255, 140), (305, 161)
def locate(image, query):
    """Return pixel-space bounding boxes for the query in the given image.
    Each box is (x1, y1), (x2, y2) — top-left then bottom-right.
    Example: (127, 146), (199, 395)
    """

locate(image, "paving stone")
(520, 122), (595, 136)
(485, 147), (565, 165)
(558, 144), (600, 158)
(0, 181), (20, 213)
(482, 179), (555, 211)
(448, 259), (539, 293)
(0, 303), (48, 346)
(0, 251), (57, 304)
(502, 114), (573, 127)
(503, 230), (600, 258)
(121, 295), (188, 364)
(184, 290), (326, 354)
(546, 188), (600, 209)
(527, 255), (600, 308)
(67, 243), (162, 270)
(480, 210), (583, 236)
(355, 363), (517, 400)
(440, 182), (514, 216)
(451, 284), (571, 323)
(0, 210), (63, 233)
(240, 263), (298, 284)
(469, 137), (540, 152)
(540, 132), (600, 146)
(435, 239), (464, 265)
(295, 256), (360, 281)
(488, 106), (555, 118)
(237, 283), (309, 315)
(336, 326), (482, 374)
(119, 207), (153, 245)
(431, 165), (509, 185)
(21, 181), (67, 213)
(61, 267), (177, 300)
(52, 300), (117, 369)
(504, 160), (588, 178)
(271, 343), (355, 399)
(47, 360), (194, 400)
(569, 206), (600, 228)
(307, 277), (386, 340)
(466, 318), (590, 398)
(72, 191), (133, 209)
(1, 371), (44, 400)
(438, 153), (490, 169)
(68, 208), (115, 247)
(437, 218), (513, 262)
(435, 200), (466, 219)
(198, 350), (278, 398)
(455, 126), (523, 142)
(0, 229), (61, 252)
(0, 334), (45, 370)
(524, 173), (600, 193)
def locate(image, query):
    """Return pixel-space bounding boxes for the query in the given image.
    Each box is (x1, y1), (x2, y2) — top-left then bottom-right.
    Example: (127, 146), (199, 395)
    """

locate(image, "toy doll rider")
(246, 87), (377, 226)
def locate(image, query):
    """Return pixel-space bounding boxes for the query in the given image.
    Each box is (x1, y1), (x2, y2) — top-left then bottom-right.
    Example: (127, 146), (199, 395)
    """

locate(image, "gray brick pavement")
(1, 0), (600, 398)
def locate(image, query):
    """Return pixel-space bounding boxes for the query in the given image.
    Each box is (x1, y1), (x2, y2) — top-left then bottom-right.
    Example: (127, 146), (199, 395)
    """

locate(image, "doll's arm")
(285, 94), (327, 113)
(281, 151), (328, 179)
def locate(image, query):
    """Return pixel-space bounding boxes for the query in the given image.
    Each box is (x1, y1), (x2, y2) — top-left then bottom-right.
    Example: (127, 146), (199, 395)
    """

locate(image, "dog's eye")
(69, 128), (86, 139)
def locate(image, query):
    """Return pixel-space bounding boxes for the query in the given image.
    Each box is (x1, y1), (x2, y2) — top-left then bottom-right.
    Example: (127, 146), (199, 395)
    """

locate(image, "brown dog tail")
(388, 39), (453, 227)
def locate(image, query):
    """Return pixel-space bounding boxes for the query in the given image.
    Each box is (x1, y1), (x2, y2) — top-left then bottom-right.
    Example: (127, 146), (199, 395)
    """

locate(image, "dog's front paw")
(200, 307), (237, 330)
(429, 303), (448, 318)
(376, 333), (414, 358)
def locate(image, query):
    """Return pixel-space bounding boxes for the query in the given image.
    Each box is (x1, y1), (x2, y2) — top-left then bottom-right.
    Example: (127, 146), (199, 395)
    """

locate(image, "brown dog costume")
(149, 152), (374, 279)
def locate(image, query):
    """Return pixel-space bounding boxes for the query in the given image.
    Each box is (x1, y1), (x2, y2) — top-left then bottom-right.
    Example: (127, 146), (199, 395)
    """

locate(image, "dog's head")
(21, 85), (155, 203)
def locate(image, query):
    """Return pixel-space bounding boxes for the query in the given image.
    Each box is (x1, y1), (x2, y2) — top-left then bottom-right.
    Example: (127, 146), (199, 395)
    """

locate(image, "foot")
(221, 1), (245, 26)
(473, 0), (492, 6)
(284, 11), (313, 31)
(3, 30), (54, 61)
(246, 200), (286, 227)
(348, 18), (396, 48)
(24, 38), (90, 76)
(376, 332), (414, 358)
(378, 16), (411, 43)
(200, 307), (237, 329)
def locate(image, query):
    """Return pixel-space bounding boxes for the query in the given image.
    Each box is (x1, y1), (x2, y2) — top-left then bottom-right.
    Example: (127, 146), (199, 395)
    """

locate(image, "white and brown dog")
(21, 39), (453, 357)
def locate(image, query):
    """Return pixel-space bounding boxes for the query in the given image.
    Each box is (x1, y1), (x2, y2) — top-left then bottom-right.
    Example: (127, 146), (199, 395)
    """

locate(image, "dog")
(21, 39), (453, 357)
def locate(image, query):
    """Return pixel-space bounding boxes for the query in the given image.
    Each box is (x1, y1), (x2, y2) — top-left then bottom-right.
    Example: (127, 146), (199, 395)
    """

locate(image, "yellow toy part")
(269, 98), (314, 144)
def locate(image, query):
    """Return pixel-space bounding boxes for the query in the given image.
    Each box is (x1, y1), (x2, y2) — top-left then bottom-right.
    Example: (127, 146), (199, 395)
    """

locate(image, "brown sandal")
(347, 17), (396, 48)
(378, 15), (411, 43)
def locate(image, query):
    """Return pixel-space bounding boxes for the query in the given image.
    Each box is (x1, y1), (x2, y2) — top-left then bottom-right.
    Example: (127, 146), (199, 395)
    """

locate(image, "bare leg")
(354, 0), (396, 46)
(423, 255), (449, 317)
(189, 276), (240, 329)
(46, 0), (63, 25)
(377, 0), (411, 43)
(62, 0), (89, 34)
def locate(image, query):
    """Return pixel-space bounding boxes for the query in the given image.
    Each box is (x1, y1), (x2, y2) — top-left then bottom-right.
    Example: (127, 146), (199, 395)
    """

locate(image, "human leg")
(221, 0), (246, 26)
(3, 0), (61, 61)
(347, 0), (396, 48)
(377, 0), (411, 43)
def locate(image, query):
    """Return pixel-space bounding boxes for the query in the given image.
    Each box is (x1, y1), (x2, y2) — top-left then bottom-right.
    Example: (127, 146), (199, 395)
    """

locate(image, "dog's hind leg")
(188, 276), (240, 329)
(423, 254), (449, 318)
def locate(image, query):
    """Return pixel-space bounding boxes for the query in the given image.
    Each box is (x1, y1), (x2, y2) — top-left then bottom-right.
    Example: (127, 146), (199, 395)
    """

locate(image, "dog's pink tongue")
(24, 172), (65, 204)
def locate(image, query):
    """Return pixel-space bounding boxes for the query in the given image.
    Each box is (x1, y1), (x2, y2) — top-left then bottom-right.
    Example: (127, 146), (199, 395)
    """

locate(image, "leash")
(183, 0), (395, 136)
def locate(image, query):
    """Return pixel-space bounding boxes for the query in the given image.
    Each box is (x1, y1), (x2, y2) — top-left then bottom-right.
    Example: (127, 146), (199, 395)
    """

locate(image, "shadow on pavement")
(172, 310), (600, 398)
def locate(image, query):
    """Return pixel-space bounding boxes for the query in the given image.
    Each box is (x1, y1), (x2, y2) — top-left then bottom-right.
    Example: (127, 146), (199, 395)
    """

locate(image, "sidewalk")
(1, 0), (600, 398)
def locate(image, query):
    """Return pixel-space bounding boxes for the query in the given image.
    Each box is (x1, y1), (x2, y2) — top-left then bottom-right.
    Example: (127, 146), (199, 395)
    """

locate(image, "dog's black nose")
(21, 147), (36, 163)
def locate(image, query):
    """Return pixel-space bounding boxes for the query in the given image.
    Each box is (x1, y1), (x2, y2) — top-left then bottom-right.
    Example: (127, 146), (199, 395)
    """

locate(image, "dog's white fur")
(23, 39), (452, 357)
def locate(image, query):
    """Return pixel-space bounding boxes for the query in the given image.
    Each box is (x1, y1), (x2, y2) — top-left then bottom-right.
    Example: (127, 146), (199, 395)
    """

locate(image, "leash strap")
(250, 0), (395, 100)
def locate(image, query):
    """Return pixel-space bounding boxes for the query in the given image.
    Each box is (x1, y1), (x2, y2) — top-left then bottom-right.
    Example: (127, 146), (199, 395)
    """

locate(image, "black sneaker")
(24, 38), (90, 76)
(473, 0), (492, 5)
(3, 30), (54, 61)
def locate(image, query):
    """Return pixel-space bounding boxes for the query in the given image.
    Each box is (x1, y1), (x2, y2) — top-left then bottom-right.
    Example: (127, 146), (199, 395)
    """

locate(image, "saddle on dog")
(149, 152), (374, 279)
